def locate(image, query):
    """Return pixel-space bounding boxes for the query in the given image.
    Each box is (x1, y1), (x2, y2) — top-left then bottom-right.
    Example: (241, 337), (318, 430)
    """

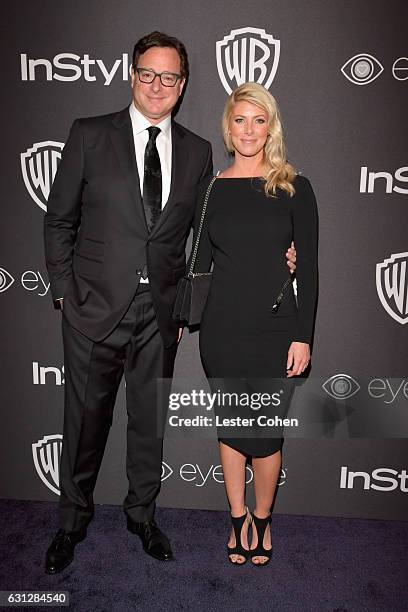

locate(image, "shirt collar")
(129, 102), (172, 138)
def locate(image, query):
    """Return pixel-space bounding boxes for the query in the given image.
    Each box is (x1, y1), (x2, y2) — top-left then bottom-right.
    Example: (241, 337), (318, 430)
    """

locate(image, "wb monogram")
(32, 435), (62, 495)
(376, 252), (408, 325)
(21, 141), (64, 211)
(216, 27), (280, 94)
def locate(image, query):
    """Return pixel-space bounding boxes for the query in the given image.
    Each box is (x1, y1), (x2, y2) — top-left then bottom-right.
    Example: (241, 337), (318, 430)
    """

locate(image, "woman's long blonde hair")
(222, 82), (296, 197)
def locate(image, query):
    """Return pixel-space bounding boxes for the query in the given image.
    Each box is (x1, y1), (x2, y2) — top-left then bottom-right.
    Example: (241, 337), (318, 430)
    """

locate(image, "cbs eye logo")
(0, 268), (15, 292)
(322, 374), (360, 400)
(341, 53), (384, 85)
(161, 461), (173, 482)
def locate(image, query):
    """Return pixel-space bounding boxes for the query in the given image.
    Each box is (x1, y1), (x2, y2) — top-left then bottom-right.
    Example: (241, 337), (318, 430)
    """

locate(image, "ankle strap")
(251, 513), (271, 526)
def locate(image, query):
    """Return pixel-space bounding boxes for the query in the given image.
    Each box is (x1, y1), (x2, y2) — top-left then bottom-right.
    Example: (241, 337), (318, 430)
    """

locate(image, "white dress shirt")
(129, 102), (172, 282)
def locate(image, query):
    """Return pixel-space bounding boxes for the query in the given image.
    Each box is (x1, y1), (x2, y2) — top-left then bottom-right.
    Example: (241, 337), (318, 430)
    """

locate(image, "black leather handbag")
(173, 176), (217, 326)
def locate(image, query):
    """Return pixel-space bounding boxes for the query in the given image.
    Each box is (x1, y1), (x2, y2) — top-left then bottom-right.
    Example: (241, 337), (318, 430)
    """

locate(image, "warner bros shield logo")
(32, 434), (62, 495)
(216, 27), (280, 94)
(376, 252), (408, 324)
(21, 141), (64, 212)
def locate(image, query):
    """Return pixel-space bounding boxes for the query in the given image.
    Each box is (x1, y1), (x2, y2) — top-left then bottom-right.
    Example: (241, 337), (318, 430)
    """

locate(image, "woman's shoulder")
(293, 173), (313, 190)
(291, 173), (317, 200)
(290, 174), (318, 214)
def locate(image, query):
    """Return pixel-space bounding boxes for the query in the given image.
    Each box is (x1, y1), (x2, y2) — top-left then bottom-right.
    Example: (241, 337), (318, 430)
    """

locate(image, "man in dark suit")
(43, 31), (212, 573)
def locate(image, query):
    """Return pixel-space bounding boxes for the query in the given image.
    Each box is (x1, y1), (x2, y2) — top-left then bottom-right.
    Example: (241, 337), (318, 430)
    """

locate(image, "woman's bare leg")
(251, 450), (281, 564)
(220, 442), (250, 563)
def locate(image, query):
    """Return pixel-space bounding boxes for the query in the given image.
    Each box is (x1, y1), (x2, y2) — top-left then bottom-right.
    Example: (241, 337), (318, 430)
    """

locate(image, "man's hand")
(178, 327), (183, 343)
(287, 341), (310, 377)
(286, 241), (297, 274)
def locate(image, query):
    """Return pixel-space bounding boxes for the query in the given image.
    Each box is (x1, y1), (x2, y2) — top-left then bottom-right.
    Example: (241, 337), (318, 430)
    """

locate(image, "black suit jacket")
(44, 106), (213, 347)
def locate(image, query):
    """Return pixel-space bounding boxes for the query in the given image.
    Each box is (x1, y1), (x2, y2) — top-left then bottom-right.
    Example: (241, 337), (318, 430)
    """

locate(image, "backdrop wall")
(1, 0), (407, 520)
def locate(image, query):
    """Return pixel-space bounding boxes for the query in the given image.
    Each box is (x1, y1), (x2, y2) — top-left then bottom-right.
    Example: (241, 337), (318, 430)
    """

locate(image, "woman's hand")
(286, 241), (297, 274)
(286, 342), (310, 377)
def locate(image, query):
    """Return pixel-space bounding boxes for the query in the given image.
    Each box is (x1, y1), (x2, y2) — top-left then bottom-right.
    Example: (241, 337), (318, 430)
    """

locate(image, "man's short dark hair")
(132, 31), (189, 79)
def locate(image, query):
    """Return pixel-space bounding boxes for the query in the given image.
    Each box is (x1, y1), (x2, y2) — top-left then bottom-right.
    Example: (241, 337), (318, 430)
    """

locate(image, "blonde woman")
(193, 83), (318, 566)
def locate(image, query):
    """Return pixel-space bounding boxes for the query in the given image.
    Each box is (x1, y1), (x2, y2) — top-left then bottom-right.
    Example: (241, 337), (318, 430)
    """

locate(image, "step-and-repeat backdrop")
(1, 1), (407, 520)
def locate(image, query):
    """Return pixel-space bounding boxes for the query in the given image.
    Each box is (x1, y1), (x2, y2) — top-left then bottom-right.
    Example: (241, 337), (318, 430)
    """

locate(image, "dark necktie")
(143, 126), (162, 233)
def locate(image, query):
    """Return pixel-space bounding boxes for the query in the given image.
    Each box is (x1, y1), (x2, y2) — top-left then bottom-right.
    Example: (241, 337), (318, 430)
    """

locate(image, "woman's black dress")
(193, 175), (318, 457)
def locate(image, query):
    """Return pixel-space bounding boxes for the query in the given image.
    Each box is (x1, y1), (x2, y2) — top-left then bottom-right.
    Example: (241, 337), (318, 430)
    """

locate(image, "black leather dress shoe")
(127, 518), (173, 561)
(45, 527), (87, 574)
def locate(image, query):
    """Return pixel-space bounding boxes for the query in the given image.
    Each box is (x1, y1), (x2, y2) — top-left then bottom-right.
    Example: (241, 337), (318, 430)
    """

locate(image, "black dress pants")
(59, 284), (177, 532)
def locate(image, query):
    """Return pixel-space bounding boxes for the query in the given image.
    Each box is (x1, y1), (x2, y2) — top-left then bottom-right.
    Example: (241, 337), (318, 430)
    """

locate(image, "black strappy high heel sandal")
(250, 513), (272, 566)
(227, 507), (252, 565)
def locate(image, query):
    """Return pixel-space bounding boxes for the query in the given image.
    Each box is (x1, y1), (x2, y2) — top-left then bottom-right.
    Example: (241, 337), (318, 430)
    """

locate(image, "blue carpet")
(0, 500), (406, 611)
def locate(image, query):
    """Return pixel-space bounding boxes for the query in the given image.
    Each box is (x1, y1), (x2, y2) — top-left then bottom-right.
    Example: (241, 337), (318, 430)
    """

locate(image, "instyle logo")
(0, 268), (15, 293)
(21, 141), (64, 211)
(32, 362), (65, 386)
(216, 27), (280, 94)
(322, 374), (360, 400)
(20, 53), (131, 85)
(340, 466), (408, 492)
(341, 54), (408, 84)
(376, 252), (408, 324)
(32, 434), (62, 495)
(360, 166), (408, 194)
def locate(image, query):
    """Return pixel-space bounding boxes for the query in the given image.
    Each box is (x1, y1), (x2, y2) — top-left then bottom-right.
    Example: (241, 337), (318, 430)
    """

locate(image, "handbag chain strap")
(187, 174), (292, 312)
(188, 175), (217, 276)
(271, 276), (293, 313)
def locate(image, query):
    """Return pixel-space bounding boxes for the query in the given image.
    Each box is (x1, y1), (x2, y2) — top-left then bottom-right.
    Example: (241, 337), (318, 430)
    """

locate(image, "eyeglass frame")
(134, 66), (183, 87)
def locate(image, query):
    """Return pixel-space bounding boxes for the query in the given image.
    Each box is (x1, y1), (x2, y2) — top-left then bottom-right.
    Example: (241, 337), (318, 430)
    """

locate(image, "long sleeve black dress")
(193, 175), (318, 457)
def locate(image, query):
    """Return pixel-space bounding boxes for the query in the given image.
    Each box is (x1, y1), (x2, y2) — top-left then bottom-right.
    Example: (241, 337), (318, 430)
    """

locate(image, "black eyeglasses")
(135, 67), (182, 87)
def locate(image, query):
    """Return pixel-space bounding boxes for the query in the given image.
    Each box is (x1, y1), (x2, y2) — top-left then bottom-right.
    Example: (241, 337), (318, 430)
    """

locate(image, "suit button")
(136, 269), (142, 275)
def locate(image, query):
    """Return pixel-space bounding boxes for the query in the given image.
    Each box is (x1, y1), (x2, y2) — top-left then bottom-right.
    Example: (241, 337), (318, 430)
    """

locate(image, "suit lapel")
(109, 107), (148, 234)
(149, 121), (187, 238)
